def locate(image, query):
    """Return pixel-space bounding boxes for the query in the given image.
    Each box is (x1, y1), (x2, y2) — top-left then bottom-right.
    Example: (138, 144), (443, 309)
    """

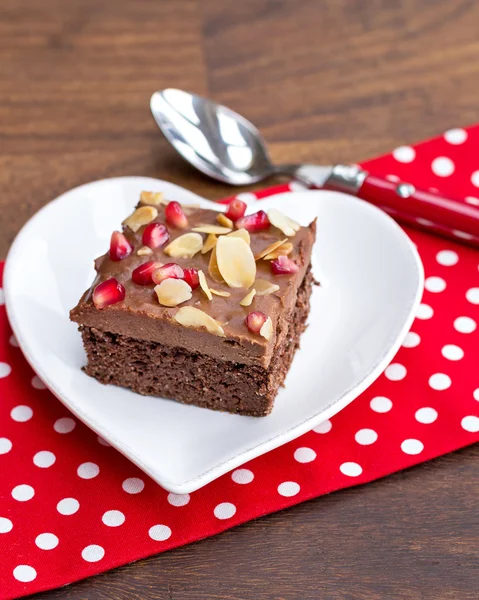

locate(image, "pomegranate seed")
(235, 210), (270, 232)
(93, 278), (125, 309)
(183, 267), (200, 290)
(132, 261), (162, 286)
(245, 311), (267, 334)
(165, 201), (188, 229)
(142, 223), (169, 249)
(225, 198), (247, 221)
(151, 262), (184, 285)
(109, 231), (133, 261)
(271, 255), (299, 275)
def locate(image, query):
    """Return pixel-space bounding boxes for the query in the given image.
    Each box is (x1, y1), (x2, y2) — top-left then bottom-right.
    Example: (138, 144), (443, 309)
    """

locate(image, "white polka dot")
(402, 332), (420, 348)
(81, 544), (105, 562)
(149, 524), (172, 540)
(436, 250), (458, 266)
(10, 405), (33, 422)
(294, 447), (317, 463)
(102, 510), (125, 527)
(77, 462), (99, 479)
(401, 439), (424, 455)
(236, 192), (257, 203)
(213, 502), (237, 519)
(57, 497), (79, 515)
(386, 174), (400, 182)
(454, 316), (476, 334)
(122, 477), (144, 494)
(453, 230), (473, 240)
(0, 517), (13, 533)
(393, 145), (416, 163)
(35, 533), (59, 550)
(355, 429), (378, 445)
(444, 128), (467, 144)
(340, 462), (363, 477)
(428, 373), (451, 391)
(97, 435), (111, 447)
(466, 288), (479, 305)
(277, 481), (300, 497)
(167, 493), (191, 506)
(312, 419), (332, 434)
(431, 156), (455, 177)
(12, 484), (35, 501)
(385, 363), (407, 381)
(471, 170), (479, 188)
(416, 218), (434, 227)
(465, 196), (479, 206)
(416, 304), (433, 320)
(0, 437), (12, 454)
(415, 407), (438, 424)
(424, 276), (446, 293)
(13, 565), (37, 582)
(461, 416), (479, 432)
(370, 396), (393, 413)
(9, 334), (19, 347)
(231, 468), (254, 484)
(31, 375), (47, 390)
(474, 389), (479, 402)
(441, 344), (464, 361)
(33, 450), (56, 468)
(0, 362), (11, 378)
(54, 417), (76, 433)
(289, 181), (308, 192)
(0, 288), (4, 305)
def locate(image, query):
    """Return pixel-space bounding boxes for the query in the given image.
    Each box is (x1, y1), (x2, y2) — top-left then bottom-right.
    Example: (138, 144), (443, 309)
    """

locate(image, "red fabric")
(1, 127), (479, 600)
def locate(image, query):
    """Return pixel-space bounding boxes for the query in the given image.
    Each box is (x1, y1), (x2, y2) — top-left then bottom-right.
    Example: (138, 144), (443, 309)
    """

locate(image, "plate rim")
(4, 176), (424, 493)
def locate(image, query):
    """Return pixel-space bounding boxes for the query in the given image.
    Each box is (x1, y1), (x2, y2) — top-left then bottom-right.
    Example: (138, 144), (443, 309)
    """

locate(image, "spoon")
(150, 88), (479, 246)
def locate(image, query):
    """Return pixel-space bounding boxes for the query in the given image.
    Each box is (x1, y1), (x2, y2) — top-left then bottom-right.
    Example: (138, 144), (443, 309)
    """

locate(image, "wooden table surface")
(1, 1), (478, 598)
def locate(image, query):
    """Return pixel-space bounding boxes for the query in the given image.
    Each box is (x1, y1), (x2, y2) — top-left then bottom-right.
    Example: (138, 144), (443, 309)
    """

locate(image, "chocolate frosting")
(70, 202), (315, 368)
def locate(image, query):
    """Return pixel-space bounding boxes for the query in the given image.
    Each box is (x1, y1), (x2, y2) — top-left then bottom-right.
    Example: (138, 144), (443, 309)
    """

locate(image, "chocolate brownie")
(70, 192), (316, 416)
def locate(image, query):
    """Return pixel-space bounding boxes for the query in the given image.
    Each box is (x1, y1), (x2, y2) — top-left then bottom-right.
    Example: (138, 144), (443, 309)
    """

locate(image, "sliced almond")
(123, 206), (158, 232)
(181, 203), (201, 215)
(263, 242), (294, 260)
(201, 233), (217, 254)
(254, 238), (288, 261)
(174, 306), (225, 337)
(137, 245), (153, 256)
(192, 224), (232, 235)
(254, 279), (280, 296)
(164, 232), (203, 258)
(240, 288), (256, 307)
(259, 316), (273, 341)
(198, 270), (213, 301)
(210, 289), (231, 297)
(227, 228), (250, 245)
(217, 213), (234, 229)
(216, 236), (256, 288)
(154, 279), (192, 307)
(268, 208), (300, 237)
(208, 246), (224, 283)
(139, 191), (166, 206)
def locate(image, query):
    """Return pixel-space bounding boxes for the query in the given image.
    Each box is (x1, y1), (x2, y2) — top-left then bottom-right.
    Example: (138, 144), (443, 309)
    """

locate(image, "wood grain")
(1, 0), (478, 598)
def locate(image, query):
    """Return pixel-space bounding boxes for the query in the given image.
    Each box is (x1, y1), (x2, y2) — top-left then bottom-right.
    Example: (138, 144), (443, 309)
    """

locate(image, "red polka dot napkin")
(1, 127), (479, 600)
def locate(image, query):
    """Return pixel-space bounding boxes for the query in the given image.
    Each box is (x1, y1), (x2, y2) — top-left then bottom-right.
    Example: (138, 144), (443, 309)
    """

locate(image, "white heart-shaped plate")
(4, 177), (423, 493)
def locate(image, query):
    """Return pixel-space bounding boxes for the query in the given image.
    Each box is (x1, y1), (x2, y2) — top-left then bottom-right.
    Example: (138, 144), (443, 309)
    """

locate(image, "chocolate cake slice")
(70, 192), (316, 416)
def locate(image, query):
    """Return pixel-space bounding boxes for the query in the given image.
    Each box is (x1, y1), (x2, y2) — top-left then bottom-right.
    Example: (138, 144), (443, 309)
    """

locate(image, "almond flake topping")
(198, 270), (213, 300)
(216, 236), (256, 288)
(139, 191), (166, 206)
(217, 213), (234, 229)
(137, 246), (153, 256)
(201, 233), (217, 254)
(254, 279), (280, 296)
(164, 232), (203, 258)
(210, 289), (231, 297)
(191, 224), (232, 235)
(263, 241), (294, 260)
(260, 316), (273, 340)
(208, 246), (224, 283)
(227, 228), (250, 245)
(123, 206), (158, 232)
(254, 238), (288, 261)
(267, 208), (300, 237)
(240, 289), (256, 306)
(175, 306), (225, 337)
(154, 279), (192, 307)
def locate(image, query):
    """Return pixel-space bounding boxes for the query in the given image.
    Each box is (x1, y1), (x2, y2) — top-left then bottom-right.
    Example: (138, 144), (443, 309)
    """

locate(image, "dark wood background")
(1, 0), (478, 598)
